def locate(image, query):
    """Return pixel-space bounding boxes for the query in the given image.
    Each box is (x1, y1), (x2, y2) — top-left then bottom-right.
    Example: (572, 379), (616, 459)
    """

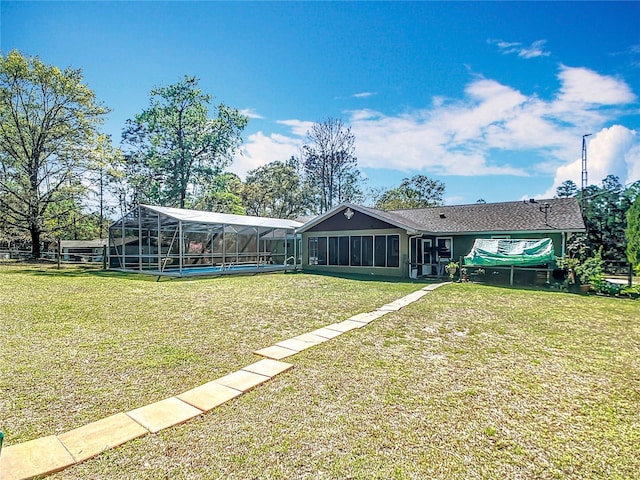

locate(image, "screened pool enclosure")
(109, 205), (303, 277)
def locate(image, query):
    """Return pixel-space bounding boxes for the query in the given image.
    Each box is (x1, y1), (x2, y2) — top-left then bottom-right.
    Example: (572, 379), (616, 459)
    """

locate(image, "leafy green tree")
(0, 51), (109, 257)
(242, 157), (309, 218)
(0, 183), (29, 247)
(577, 176), (640, 265)
(375, 175), (445, 210)
(587, 176), (626, 262)
(45, 194), (109, 241)
(192, 172), (245, 215)
(565, 232), (590, 262)
(626, 194), (640, 270)
(301, 118), (363, 214)
(556, 180), (578, 198)
(122, 76), (247, 208)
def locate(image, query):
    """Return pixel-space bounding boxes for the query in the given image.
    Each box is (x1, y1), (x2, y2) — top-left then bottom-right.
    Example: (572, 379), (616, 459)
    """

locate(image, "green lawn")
(1, 264), (639, 479)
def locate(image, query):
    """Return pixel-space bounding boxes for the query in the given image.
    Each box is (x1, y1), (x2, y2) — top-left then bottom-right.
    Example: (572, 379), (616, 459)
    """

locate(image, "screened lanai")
(109, 205), (303, 277)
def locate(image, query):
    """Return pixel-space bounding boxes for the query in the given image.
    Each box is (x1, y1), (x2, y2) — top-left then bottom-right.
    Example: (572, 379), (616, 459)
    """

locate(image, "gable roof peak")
(296, 202), (423, 233)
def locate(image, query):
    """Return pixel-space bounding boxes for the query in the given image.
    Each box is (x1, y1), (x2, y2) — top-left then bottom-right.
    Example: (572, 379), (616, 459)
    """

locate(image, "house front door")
(421, 239), (434, 276)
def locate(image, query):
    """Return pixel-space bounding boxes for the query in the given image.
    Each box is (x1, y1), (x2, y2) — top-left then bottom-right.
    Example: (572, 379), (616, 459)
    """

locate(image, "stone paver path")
(0, 282), (447, 480)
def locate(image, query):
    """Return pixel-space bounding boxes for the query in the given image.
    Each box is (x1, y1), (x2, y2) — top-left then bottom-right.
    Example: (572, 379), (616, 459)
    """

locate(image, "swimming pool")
(111, 262), (298, 278)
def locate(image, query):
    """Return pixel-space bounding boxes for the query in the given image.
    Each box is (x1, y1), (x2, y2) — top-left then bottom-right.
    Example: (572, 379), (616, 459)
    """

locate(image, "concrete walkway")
(0, 283), (448, 480)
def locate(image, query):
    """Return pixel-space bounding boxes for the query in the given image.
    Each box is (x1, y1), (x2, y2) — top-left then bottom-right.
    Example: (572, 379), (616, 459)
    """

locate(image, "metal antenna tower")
(581, 133), (591, 212)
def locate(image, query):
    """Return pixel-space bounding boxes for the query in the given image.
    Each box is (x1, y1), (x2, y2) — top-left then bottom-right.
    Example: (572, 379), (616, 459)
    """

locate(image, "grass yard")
(2, 264), (639, 479)
(0, 263), (419, 444)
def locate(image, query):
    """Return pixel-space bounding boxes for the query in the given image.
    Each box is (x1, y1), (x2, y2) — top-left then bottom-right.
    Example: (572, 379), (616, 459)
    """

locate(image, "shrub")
(595, 281), (622, 296)
(575, 249), (605, 285)
(621, 284), (640, 299)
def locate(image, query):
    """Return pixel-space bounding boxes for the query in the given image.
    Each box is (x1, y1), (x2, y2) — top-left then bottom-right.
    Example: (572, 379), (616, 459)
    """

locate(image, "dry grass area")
(2, 264), (639, 479)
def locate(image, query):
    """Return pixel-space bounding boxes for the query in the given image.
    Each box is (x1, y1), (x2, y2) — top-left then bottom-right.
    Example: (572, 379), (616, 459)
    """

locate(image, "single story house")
(297, 198), (586, 279)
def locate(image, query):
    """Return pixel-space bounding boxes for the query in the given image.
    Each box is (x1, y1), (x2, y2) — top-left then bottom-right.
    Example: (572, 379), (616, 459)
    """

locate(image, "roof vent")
(439, 213), (446, 218)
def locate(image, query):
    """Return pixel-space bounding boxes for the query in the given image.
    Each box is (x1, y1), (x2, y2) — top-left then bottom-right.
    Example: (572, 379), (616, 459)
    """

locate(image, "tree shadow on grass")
(1, 262), (447, 286)
(0, 262), (160, 282)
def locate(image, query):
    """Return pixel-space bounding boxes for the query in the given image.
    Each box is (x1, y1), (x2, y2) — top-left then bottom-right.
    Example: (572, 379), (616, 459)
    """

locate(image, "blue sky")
(2, 1), (639, 205)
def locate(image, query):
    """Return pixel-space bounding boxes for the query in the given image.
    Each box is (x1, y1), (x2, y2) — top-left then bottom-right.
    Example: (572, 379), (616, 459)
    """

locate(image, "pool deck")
(0, 282), (448, 480)
(110, 263), (298, 278)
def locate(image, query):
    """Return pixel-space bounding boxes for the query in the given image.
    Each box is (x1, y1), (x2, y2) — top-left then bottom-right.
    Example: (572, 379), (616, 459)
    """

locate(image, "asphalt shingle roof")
(384, 198), (585, 234)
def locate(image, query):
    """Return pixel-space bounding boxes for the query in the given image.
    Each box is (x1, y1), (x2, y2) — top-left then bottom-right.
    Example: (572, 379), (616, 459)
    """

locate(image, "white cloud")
(519, 40), (551, 59)
(489, 38), (550, 58)
(625, 143), (640, 183)
(352, 92), (377, 98)
(555, 65), (636, 106)
(276, 119), (314, 137)
(235, 65), (637, 187)
(230, 131), (302, 178)
(239, 108), (264, 119)
(348, 108), (529, 176)
(541, 125), (638, 198)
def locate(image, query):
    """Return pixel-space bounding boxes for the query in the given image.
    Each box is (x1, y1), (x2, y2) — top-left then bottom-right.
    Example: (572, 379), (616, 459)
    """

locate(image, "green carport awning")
(464, 238), (555, 267)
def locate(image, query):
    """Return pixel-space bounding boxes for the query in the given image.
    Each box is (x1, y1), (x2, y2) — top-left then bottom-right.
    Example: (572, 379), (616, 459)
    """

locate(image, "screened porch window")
(374, 235), (386, 267)
(387, 235), (400, 267)
(350, 236), (361, 265)
(309, 234), (399, 268)
(328, 236), (350, 266)
(308, 237), (327, 265)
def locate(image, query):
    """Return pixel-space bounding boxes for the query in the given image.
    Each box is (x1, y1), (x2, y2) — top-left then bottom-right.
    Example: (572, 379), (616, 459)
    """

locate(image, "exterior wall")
(301, 228), (410, 278)
(303, 230), (565, 278)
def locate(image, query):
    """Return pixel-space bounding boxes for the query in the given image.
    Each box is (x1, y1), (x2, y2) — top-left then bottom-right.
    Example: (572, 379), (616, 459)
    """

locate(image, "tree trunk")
(30, 226), (41, 259)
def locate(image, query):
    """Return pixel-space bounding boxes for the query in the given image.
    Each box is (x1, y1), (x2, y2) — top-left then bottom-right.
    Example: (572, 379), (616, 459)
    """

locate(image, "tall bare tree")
(301, 118), (363, 214)
(0, 51), (109, 257)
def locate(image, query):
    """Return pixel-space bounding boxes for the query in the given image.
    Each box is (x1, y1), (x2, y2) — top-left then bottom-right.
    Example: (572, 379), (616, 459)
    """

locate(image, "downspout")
(561, 231), (566, 257)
